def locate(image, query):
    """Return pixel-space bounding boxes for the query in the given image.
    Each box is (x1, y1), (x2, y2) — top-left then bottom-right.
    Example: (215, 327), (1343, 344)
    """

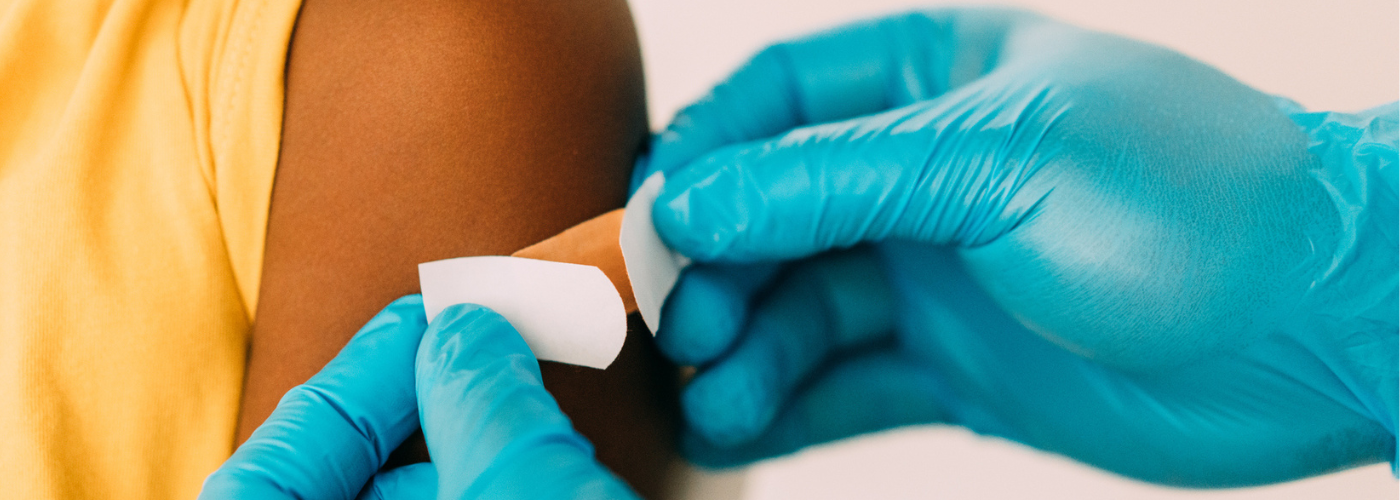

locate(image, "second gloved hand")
(640, 7), (1398, 486)
(199, 296), (638, 500)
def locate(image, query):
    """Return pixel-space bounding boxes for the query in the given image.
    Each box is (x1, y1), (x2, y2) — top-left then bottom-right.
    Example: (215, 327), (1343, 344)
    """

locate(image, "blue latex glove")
(640, 8), (1398, 486)
(198, 296), (638, 500)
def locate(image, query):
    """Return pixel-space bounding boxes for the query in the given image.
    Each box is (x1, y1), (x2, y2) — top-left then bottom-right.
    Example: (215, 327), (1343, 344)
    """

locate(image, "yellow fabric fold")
(0, 0), (300, 497)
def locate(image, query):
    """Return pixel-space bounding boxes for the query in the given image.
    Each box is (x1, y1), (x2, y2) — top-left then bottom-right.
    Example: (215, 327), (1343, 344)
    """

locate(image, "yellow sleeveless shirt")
(0, 0), (300, 497)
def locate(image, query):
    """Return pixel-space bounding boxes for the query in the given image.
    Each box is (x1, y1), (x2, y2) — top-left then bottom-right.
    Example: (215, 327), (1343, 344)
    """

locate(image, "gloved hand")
(198, 296), (638, 500)
(638, 7), (1398, 486)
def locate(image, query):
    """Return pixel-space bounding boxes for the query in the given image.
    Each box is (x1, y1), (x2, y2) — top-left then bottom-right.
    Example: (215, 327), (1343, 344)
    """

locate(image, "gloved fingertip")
(682, 361), (777, 447)
(416, 303), (537, 392)
(351, 295), (428, 344)
(430, 301), (495, 322)
(656, 274), (746, 365)
(388, 293), (425, 309)
(652, 167), (744, 263)
(421, 303), (519, 350)
(357, 463), (438, 500)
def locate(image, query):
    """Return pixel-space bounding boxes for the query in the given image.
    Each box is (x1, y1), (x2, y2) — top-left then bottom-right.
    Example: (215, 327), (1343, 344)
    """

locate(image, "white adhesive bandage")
(418, 172), (689, 369)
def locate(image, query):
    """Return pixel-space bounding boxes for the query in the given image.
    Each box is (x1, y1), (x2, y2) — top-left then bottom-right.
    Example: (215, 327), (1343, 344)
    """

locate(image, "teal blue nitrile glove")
(639, 7), (1399, 487)
(198, 296), (639, 500)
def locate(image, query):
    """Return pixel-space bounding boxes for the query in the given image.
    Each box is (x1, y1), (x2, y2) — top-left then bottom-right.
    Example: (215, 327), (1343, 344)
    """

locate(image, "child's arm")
(237, 0), (674, 495)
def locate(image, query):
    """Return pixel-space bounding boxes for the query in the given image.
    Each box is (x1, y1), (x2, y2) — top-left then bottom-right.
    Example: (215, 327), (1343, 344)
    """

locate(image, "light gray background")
(626, 1), (1400, 498)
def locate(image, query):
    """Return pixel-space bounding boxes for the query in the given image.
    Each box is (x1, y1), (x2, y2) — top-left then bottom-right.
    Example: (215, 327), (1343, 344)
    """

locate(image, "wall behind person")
(633, 0), (1396, 125)
(627, 1), (1398, 499)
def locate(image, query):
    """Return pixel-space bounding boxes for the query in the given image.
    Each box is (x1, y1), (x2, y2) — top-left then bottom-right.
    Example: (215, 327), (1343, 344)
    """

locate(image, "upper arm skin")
(240, 0), (675, 494)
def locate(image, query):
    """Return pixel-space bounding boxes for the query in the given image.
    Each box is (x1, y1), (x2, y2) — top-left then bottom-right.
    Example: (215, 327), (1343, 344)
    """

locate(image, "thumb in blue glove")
(198, 296), (639, 500)
(410, 303), (637, 499)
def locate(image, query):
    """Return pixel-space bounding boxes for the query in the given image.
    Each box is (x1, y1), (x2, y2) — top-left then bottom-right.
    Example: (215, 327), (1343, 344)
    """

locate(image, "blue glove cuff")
(1278, 98), (1399, 471)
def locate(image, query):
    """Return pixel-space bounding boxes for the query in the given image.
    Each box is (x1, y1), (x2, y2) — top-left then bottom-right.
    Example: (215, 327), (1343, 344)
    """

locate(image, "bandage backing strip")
(419, 256), (627, 369)
(620, 172), (692, 334)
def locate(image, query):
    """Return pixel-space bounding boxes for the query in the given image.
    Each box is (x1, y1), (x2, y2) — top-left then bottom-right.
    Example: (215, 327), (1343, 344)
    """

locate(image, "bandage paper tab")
(620, 172), (692, 334)
(419, 256), (627, 369)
